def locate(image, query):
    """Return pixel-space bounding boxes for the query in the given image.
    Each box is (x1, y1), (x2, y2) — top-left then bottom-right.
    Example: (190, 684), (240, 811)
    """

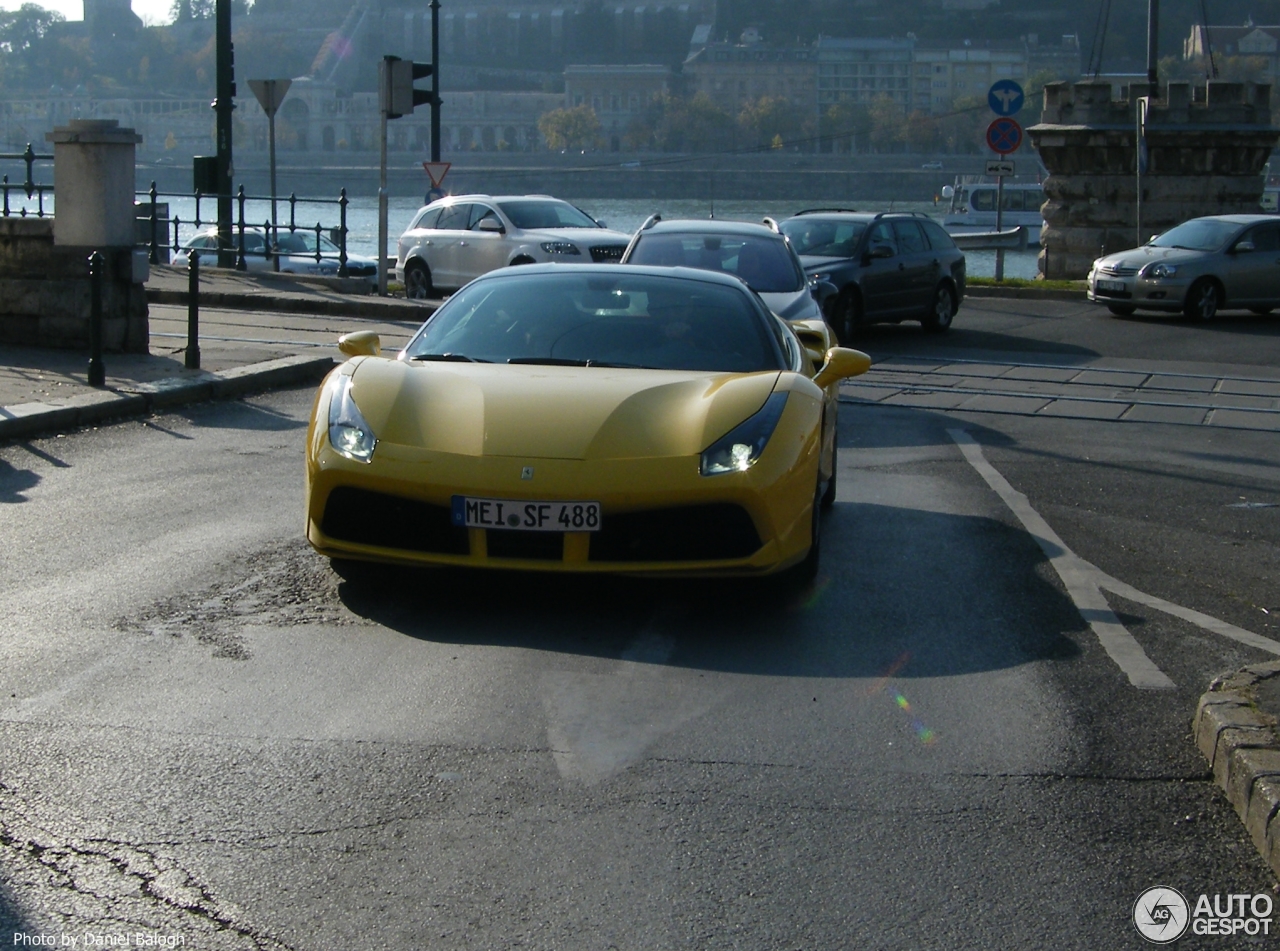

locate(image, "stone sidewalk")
(0, 265), (436, 442)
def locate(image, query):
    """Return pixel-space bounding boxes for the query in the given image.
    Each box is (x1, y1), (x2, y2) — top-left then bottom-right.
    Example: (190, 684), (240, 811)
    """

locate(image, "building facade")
(683, 37), (817, 114)
(563, 65), (673, 149)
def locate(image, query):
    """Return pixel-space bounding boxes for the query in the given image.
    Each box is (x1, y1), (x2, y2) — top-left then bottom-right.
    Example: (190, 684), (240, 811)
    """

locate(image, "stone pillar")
(1029, 81), (1280, 279)
(37, 118), (149, 352)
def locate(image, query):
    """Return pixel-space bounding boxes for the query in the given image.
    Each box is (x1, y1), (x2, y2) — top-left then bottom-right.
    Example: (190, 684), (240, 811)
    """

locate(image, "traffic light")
(383, 56), (437, 119)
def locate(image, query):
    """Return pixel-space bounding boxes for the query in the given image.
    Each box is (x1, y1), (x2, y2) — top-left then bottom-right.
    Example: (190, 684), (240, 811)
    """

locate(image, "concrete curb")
(1193, 661), (1280, 878)
(0, 353), (336, 443)
(146, 288), (436, 320)
(965, 285), (1086, 301)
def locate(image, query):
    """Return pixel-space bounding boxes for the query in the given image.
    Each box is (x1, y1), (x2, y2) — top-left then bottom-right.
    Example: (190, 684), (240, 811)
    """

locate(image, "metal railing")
(141, 182), (353, 277)
(0, 144), (356, 277)
(0, 145), (54, 217)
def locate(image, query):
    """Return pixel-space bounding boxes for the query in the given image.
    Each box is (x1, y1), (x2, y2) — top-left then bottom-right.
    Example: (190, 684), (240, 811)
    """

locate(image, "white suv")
(394, 194), (632, 299)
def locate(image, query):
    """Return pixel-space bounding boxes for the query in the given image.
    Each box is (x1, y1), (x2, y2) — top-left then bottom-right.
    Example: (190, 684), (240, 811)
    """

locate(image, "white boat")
(941, 178), (1045, 245)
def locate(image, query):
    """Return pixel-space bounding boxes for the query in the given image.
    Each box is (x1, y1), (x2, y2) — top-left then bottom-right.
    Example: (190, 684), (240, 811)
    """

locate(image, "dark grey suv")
(778, 211), (967, 341)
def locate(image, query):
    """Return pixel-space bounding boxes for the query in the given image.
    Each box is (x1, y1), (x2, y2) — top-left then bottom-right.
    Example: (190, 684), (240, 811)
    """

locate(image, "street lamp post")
(215, 0), (235, 268)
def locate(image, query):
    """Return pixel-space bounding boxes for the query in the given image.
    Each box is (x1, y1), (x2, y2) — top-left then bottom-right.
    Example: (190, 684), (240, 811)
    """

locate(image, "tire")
(922, 283), (955, 332)
(820, 442), (838, 509)
(775, 485), (823, 589)
(835, 289), (862, 344)
(1182, 278), (1220, 321)
(404, 261), (433, 300)
(1106, 303), (1136, 316)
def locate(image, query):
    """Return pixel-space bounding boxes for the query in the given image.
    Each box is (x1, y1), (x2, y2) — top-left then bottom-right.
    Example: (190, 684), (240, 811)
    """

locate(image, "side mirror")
(1233, 239), (1256, 253)
(476, 217), (505, 233)
(596, 219), (608, 228)
(869, 244), (895, 259)
(813, 347), (872, 389)
(808, 279), (838, 305)
(338, 331), (381, 357)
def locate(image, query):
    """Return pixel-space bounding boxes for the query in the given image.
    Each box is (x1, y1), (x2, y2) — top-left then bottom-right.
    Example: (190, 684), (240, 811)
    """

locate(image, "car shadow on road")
(847, 322), (1100, 361)
(1109, 309), (1280, 337)
(333, 500), (1083, 681)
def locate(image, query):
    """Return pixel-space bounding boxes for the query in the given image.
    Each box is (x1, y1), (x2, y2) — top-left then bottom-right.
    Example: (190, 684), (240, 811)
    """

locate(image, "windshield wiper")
(585, 360), (658, 369)
(411, 352), (488, 362)
(507, 357), (589, 366)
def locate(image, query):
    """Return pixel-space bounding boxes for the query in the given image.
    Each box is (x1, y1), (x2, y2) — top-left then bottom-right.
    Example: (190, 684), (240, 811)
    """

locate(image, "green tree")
(867, 95), (905, 153)
(822, 99), (871, 153)
(538, 104), (603, 151)
(738, 95), (812, 150)
(0, 3), (63, 85)
(904, 109), (937, 153)
(653, 92), (737, 152)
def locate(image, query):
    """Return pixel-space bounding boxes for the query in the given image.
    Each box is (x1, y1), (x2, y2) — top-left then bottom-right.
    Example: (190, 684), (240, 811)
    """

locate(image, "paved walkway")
(0, 265), (436, 441)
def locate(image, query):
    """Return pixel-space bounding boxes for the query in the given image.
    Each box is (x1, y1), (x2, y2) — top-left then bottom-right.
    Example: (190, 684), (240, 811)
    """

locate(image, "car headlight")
(540, 241), (581, 255)
(700, 392), (788, 476)
(1142, 262), (1177, 278)
(327, 374), (377, 463)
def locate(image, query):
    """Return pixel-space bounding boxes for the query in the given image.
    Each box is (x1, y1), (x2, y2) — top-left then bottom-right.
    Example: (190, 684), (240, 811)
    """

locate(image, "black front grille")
(321, 486), (470, 555)
(487, 529), (564, 560)
(590, 504), (762, 562)
(589, 244), (627, 263)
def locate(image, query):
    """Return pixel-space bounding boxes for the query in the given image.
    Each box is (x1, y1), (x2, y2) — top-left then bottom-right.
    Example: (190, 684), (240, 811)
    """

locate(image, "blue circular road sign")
(988, 80), (1025, 117)
(986, 117), (1023, 155)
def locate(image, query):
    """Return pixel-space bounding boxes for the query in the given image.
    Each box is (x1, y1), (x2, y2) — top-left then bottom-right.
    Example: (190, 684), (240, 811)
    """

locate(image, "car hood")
(1096, 246), (1207, 271)
(759, 287), (822, 322)
(347, 358), (782, 460)
(798, 255), (848, 270)
(520, 227), (632, 245)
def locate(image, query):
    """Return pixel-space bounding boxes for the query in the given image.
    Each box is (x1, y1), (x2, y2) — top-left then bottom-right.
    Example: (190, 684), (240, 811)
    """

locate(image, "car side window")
(1243, 226), (1280, 253)
(413, 207), (443, 231)
(920, 220), (957, 250)
(868, 222), (897, 256)
(435, 204), (471, 231)
(892, 220), (927, 254)
(469, 205), (501, 230)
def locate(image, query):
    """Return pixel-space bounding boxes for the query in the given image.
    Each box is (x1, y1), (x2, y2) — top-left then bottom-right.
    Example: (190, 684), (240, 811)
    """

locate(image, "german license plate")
(1096, 279), (1126, 292)
(452, 496), (601, 532)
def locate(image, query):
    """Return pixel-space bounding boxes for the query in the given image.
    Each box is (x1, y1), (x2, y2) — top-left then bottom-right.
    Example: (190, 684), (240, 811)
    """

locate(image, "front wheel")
(404, 261), (433, 300)
(1183, 278), (1220, 321)
(922, 283), (955, 332)
(1107, 303), (1136, 316)
(835, 289), (862, 344)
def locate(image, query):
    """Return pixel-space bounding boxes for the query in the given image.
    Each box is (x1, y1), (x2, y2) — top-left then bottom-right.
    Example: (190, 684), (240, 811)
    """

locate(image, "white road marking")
(948, 429), (1175, 689)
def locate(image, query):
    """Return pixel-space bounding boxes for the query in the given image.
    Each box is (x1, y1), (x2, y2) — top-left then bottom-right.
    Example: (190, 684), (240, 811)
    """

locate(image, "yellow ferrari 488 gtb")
(305, 264), (870, 579)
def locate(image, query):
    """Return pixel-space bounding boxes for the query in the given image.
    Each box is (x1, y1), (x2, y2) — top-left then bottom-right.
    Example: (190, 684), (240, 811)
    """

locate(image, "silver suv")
(1089, 214), (1280, 320)
(394, 195), (632, 299)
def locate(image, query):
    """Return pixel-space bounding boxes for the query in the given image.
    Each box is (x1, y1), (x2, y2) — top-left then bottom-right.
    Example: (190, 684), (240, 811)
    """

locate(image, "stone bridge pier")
(1029, 81), (1280, 279)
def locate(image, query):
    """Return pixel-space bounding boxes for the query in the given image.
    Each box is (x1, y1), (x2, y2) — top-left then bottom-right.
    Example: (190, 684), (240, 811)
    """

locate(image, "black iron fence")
(0, 145), (54, 217)
(140, 182), (354, 278)
(0, 144), (358, 277)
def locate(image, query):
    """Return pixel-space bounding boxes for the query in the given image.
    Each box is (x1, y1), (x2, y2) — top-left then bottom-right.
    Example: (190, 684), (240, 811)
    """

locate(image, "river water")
(22, 191), (1041, 279)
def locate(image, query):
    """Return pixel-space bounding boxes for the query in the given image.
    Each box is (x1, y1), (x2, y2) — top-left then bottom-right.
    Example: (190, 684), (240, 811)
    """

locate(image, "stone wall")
(0, 218), (148, 352)
(1029, 81), (1280, 279)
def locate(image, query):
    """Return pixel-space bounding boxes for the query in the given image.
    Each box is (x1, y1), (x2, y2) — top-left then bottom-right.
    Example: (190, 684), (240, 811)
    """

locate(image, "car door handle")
(459, 241), (469, 247)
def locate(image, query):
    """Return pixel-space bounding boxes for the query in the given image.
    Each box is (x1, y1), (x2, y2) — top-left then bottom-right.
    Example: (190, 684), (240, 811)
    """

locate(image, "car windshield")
(404, 272), (784, 373)
(626, 233), (805, 293)
(779, 219), (868, 257)
(1149, 219), (1241, 252)
(497, 200), (599, 230)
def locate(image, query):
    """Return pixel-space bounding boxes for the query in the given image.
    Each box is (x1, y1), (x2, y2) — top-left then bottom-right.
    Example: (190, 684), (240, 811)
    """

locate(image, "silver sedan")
(1088, 214), (1280, 320)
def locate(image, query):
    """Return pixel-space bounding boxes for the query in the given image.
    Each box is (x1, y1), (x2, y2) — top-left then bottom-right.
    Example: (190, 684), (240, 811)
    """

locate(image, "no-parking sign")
(986, 117), (1023, 155)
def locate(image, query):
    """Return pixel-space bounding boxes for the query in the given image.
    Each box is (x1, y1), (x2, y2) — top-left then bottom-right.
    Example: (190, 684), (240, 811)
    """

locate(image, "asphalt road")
(1, 297), (1278, 949)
